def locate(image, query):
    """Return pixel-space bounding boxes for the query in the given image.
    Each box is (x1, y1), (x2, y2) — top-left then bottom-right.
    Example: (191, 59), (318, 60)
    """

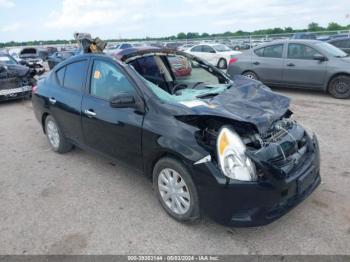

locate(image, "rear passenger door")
(251, 44), (284, 83)
(282, 43), (327, 87)
(49, 59), (88, 143)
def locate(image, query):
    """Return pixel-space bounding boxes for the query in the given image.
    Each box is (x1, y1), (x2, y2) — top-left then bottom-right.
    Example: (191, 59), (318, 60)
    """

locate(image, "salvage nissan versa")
(32, 46), (321, 226)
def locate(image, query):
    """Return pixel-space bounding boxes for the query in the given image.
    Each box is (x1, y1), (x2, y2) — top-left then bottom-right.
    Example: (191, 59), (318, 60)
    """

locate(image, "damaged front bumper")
(190, 133), (320, 227)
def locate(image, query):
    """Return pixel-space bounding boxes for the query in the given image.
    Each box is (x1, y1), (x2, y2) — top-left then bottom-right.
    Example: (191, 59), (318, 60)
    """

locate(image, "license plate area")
(0, 86), (31, 96)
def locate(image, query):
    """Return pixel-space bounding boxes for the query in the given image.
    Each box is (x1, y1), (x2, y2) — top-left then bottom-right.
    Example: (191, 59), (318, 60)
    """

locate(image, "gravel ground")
(0, 88), (349, 255)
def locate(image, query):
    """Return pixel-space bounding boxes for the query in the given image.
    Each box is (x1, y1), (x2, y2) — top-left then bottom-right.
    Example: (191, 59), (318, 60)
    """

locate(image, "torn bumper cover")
(191, 130), (320, 226)
(0, 64), (35, 100)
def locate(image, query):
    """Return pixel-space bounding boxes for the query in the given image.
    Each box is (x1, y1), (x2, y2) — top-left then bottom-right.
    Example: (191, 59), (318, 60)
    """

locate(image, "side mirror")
(313, 54), (327, 61)
(209, 50), (216, 53)
(110, 93), (136, 108)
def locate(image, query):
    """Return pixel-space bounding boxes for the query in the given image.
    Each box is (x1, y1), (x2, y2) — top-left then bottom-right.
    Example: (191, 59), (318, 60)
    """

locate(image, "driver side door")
(81, 58), (144, 169)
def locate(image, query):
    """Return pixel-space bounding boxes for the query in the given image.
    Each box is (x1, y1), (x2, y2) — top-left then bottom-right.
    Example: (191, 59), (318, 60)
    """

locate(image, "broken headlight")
(217, 126), (257, 181)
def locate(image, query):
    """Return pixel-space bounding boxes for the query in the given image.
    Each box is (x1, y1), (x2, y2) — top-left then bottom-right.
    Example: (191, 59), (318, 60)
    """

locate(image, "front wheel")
(45, 115), (73, 153)
(153, 157), (200, 223)
(242, 71), (258, 80)
(328, 75), (350, 99)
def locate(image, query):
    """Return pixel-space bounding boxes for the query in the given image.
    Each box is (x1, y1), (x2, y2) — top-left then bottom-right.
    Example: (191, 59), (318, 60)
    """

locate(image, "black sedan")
(32, 49), (320, 226)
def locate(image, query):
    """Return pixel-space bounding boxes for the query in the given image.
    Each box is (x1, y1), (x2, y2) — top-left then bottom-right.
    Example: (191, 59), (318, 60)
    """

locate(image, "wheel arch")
(326, 72), (350, 91)
(41, 112), (50, 134)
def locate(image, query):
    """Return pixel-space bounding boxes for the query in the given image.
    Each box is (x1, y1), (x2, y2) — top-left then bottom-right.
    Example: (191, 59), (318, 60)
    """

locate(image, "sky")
(0, 0), (349, 42)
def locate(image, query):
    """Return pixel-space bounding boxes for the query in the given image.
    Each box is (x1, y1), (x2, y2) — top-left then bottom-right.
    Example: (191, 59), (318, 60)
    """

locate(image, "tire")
(153, 157), (200, 223)
(45, 115), (73, 153)
(242, 71), (258, 80)
(328, 75), (350, 99)
(217, 58), (227, 69)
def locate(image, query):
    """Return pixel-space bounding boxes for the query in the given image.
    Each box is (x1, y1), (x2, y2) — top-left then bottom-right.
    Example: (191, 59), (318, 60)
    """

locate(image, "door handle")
(287, 63), (295, 67)
(84, 109), (96, 118)
(253, 61), (260, 65)
(49, 97), (56, 104)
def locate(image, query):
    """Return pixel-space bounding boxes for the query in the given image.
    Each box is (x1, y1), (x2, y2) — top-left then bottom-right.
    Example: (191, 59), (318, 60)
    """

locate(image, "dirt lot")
(0, 88), (349, 255)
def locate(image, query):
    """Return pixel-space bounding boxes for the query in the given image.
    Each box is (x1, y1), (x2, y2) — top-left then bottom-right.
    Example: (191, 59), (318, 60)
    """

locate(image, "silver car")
(227, 40), (350, 98)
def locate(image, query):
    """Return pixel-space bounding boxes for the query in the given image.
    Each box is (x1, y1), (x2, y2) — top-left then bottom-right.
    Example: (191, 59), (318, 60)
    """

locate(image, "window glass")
(56, 67), (65, 86)
(254, 48), (264, 57)
(90, 60), (134, 100)
(191, 45), (203, 52)
(63, 60), (87, 91)
(263, 44), (283, 58)
(212, 44), (232, 52)
(169, 56), (218, 84)
(288, 44), (320, 60)
(202, 45), (215, 53)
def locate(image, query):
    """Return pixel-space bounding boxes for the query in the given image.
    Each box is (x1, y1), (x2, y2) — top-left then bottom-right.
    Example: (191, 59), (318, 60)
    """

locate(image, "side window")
(202, 45), (215, 53)
(288, 44), (320, 60)
(63, 60), (88, 91)
(90, 60), (135, 100)
(56, 66), (65, 86)
(263, 44), (283, 58)
(254, 48), (264, 57)
(191, 45), (203, 52)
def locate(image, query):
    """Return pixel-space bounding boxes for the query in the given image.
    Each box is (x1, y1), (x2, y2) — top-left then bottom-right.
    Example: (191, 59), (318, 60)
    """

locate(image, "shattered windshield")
(128, 53), (232, 104)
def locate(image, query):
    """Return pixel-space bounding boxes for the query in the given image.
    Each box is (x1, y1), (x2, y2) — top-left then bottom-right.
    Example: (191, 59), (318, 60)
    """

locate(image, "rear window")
(20, 48), (37, 55)
(62, 60), (87, 91)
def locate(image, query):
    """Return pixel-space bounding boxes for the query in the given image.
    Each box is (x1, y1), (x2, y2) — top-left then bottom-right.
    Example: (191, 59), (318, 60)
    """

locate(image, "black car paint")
(32, 52), (320, 226)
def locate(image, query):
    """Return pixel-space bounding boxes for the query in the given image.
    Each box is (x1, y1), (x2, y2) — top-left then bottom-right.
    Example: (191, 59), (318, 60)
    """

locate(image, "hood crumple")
(174, 75), (291, 134)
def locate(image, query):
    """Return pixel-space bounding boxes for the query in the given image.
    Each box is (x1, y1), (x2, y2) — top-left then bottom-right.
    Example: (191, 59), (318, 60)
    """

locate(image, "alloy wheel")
(46, 120), (60, 149)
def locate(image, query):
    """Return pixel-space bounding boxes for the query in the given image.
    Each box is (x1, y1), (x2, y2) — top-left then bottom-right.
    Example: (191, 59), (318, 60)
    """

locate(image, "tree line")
(1, 22), (350, 48)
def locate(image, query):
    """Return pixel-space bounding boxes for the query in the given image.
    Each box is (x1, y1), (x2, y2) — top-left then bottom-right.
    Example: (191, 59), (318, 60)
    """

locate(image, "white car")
(185, 43), (241, 69)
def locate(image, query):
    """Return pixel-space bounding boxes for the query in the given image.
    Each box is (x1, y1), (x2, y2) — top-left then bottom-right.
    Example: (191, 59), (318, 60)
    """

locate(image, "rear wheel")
(328, 75), (350, 99)
(153, 157), (200, 222)
(45, 115), (73, 153)
(217, 58), (227, 69)
(242, 71), (258, 80)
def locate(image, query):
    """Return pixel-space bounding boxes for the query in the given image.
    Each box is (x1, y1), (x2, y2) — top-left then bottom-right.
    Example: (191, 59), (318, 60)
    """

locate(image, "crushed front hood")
(175, 76), (291, 134)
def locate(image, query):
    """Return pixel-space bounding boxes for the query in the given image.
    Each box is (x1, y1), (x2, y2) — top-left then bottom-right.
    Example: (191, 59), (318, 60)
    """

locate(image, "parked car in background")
(105, 43), (134, 55)
(19, 47), (46, 70)
(0, 53), (36, 101)
(168, 55), (192, 77)
(47, 51), (76, 69)
(291, 32), (317, 40)
(228, 39), (350, 98)
(163, 42), (183, 50)
(185, 43), (241, 69)
(178, 44), (195, 51)
(328, 37), (350, 54)
(231, 40), (250, 51)
(32, 48), (320, 226)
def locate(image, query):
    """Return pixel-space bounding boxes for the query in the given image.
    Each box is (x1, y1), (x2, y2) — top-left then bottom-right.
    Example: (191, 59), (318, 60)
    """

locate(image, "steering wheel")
(171, 83), (187, 95)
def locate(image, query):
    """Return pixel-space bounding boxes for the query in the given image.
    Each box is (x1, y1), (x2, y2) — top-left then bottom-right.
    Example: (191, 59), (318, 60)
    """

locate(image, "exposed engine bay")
(183, 115), (311, 178)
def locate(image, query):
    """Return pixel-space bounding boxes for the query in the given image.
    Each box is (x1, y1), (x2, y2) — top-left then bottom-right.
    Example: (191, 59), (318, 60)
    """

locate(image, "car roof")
(253, 39), (323, 49)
